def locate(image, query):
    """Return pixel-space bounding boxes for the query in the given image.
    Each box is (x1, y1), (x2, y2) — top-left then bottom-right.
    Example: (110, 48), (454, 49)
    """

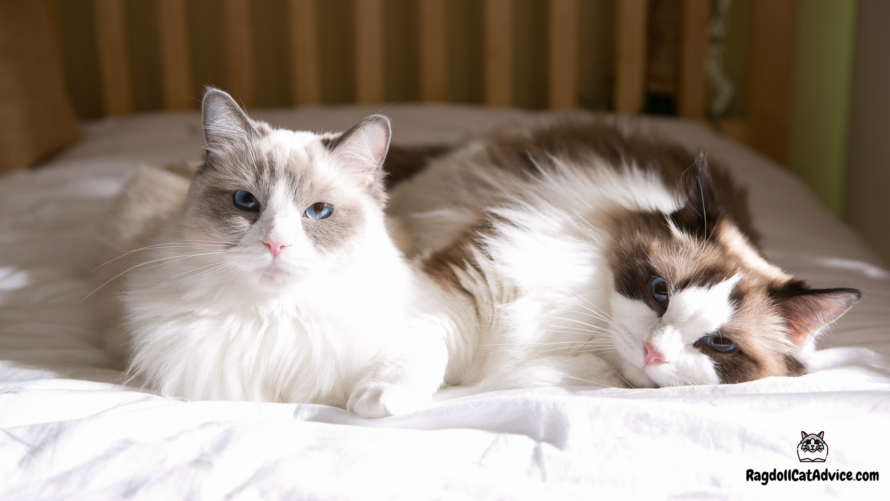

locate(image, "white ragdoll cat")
(95, 89), (447, 416)
(378, 118), (861, 391)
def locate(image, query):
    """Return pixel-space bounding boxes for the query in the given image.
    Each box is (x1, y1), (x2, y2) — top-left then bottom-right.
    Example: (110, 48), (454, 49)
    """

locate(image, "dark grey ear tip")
(202, 87), (226, 103)
(201, 88), (240, 114)
(362, 114), (392, 132)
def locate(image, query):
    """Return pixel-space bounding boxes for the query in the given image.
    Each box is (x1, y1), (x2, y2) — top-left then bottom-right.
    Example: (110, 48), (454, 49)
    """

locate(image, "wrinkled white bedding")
(1, 105), (888, 500)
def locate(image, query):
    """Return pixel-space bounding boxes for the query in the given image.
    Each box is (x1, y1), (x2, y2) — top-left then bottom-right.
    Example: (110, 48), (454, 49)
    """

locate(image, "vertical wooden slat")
(678, 0), (710, 120)
(224, 0), (255, 108)
(288, 0), (321, 105)
(484, 0), (514, 106)
(614, 0), (648, 114)
(419, 0), (448, 102)
(156, 0), (193, 110)
(354, 0), (385, 104)
(748, 0), (798, 165)
(93, 0), (133, 115)
(548, 0), (579, 108)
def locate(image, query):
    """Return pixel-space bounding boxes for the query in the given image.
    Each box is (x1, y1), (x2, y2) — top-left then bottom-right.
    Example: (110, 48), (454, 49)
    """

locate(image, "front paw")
(347, 382), (430, 418)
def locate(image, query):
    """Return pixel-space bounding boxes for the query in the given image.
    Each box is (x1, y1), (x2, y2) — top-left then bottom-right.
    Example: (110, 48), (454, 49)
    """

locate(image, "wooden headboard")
(53, 0), (798, 164)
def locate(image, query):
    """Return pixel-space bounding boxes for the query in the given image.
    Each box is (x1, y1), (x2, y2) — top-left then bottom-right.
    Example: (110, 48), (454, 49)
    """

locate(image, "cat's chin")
(619, 361), (659, 389)
(254, 269), (309, 290)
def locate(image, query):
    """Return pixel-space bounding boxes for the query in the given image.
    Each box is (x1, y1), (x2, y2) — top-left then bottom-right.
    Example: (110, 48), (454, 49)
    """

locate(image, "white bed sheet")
(1, 105), (888, 500)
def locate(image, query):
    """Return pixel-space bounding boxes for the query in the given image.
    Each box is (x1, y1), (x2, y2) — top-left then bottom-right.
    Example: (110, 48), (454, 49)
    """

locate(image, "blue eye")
(304, 202), (333, 220)
(233, 190), (260, 212)
(650, 278), (669, 306)
(704, 335), (738, 354)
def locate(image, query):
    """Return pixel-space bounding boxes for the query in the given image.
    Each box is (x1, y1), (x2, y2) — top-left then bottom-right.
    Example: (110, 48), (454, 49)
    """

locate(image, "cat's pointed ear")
(670, 153), (723, 239)
(801, 431), (807, 439)
(326, 115), (391, 194)
(202, 88), (260, 154)
(777, 287), (861, 347)
(818, 431), (824, 439)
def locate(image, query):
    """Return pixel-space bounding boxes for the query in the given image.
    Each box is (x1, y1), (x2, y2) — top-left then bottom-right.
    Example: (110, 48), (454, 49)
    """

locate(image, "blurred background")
(2, 0), (888, 263)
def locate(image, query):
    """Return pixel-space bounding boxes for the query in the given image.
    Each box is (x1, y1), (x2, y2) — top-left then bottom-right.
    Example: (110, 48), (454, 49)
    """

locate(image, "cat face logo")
(797, 431), (829, 462)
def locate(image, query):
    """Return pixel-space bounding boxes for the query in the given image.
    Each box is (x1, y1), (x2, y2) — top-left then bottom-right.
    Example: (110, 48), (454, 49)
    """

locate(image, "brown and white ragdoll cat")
(380, 118), (862, 391)
(94, 89), (447, 415)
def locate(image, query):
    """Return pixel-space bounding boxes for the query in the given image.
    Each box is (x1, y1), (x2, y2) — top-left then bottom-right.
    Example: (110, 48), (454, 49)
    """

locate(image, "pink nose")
(263, 238), (287, 257)
(644, 342), (666, 366)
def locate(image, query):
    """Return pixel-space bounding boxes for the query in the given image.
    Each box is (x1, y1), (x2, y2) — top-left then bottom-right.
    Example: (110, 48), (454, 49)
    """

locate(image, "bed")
(1, 104), (888, 499)
(2, 0), (888, 499)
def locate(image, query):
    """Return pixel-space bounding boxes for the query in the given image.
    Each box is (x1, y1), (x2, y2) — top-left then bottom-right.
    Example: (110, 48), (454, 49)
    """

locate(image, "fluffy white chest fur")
(123, 227), (411, 405)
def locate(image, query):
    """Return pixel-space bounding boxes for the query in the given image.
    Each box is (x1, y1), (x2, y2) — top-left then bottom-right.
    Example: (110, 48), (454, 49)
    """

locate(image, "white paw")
(347, 382), (430, 418)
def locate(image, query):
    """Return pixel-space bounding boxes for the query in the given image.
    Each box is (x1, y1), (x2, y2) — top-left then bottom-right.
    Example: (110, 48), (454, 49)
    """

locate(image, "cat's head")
(607, 157), (860, 388)
(181, 88), (392, 290)
(798, 431), (827, 452)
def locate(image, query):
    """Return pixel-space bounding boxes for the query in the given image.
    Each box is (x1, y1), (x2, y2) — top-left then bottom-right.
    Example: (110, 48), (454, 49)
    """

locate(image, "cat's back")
(95, 165), (191, 262)
(388, 117), (758, 246)
(92, 165), (192, 363)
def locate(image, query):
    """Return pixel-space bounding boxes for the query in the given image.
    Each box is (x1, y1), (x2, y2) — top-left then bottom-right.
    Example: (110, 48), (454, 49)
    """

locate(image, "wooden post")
(419, 0), (448, 102)
(224, 0), (255, 108)
(747, 0), (798, 165)
(93, 0), (133, 115)
(548, 0), (579, 109)
(354, 0), (385, 104)
(614, 0), (648, 114)
(678, 0), (710, 120)
(157, 0), (193, 110)
(484, 0), (514, 107)
(288, 0), (321, 105)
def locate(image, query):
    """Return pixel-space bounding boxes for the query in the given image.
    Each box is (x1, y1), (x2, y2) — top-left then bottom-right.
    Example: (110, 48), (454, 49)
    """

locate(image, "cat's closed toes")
(347, 382), (430, 418)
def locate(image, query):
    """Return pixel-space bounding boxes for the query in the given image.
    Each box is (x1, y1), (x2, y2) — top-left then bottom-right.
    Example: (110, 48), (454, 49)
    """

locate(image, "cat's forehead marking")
(193, 127), (371, 254)
(663, 274), (740, 336)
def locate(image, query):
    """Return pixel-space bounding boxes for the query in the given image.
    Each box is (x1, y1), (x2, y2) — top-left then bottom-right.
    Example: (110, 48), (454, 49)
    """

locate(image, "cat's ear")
(801, 431), (807, 439)
(326, 115), (391, 194)
(201, 88), (260, 154)
(776, 288), (861, 348)
(818, 431), (824, 439)
(670, 153), (723, 239)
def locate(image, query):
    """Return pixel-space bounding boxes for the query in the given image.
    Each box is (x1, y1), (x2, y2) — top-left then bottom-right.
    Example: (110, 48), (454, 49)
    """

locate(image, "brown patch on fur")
(607, 212), (668, 304)
(694, 333), (762, 384)
(607, 210), (738, 308)
(420, 219), (501, 297)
